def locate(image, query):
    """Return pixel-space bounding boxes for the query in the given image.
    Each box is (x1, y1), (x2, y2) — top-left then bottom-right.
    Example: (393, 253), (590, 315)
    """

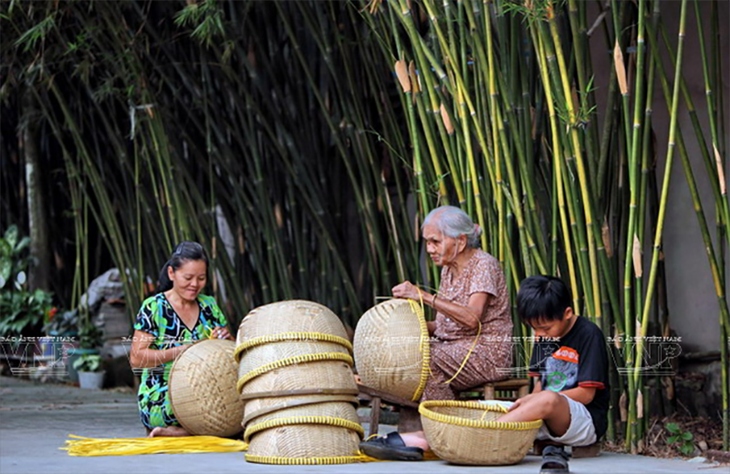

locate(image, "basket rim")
(236, 351), (354, 393)
(234, 332), (353, 362)
(356, 299), (431, 402)
(419, 400), (542, 431)
(242, 394), (359, 426)
(239, 387), (359, 401)
(243, 415), (364, 442)
(410, 299), (431, 401)
(244, 454), (363, 465)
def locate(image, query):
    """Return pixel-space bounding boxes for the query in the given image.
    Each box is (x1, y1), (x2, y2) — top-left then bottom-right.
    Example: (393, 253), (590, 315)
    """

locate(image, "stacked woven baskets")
(168, 338), (245, 437)
(353, 299), (430, 402)
(234, 300), (363, 464)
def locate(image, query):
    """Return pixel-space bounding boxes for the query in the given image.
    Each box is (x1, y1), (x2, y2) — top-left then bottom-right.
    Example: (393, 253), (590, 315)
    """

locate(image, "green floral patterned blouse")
(133, 292), (228, 429)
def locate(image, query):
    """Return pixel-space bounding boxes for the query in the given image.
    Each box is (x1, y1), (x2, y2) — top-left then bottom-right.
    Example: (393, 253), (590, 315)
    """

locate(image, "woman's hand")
(392, 280), (486, 330)
(129, 330), (188, 368)
(392, 281), (424, 301)
(212, 326), (232, 340)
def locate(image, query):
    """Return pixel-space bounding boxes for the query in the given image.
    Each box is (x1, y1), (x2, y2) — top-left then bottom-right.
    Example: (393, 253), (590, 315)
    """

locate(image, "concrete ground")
(0, 375), (724, 474)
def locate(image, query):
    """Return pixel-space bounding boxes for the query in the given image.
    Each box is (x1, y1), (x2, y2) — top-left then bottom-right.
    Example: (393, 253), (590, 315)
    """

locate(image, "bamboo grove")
(1, 0), (727, 451)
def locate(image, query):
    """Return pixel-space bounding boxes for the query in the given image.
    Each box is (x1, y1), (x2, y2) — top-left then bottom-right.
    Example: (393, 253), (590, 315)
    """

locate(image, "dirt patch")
(603, 414), (726, 460)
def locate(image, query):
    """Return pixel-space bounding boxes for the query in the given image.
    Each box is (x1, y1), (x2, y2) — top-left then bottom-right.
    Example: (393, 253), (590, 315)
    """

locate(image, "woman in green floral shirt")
(129, 241), (232, 437)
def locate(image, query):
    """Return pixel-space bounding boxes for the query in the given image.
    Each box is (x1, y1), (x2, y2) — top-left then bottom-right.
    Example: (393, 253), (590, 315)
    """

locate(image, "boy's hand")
(506, 392), (536, 412)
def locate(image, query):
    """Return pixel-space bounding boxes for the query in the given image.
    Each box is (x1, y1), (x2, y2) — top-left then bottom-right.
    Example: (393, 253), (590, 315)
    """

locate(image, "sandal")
(540, 445), (570, 473)
(359, 432), (424, 461)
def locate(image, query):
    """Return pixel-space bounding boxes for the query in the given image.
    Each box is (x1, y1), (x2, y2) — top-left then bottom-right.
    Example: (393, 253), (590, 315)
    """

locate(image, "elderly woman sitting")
(361, 205), (513, 460)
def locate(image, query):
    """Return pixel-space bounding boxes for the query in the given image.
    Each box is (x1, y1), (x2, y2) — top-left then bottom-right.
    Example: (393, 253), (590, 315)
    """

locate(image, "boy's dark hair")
(156, 241), (209, 293)
(517, 275), (572, 323)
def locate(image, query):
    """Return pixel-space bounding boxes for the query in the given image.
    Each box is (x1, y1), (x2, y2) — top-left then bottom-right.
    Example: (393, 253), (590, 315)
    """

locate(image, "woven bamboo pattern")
(236, 300), (349, 345)
(167, 339), (244, 437)
(237, 354), (355, 394)
(244, 454), (364, 465)
(233, 331), (353, 361)
(243, 394), (359, 427)
(244, 413), (364, 442)
(245, 421), (361, 461)
(353, 299), (430, 401)
(244, 401), (361, 438)
(237, 340), (351, 376)
(232, 299), (366, 464)
(419, 400), (542, 465)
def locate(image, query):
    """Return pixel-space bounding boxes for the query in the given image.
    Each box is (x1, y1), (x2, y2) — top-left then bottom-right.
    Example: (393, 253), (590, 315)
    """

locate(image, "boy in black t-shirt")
(498, 275), (609, 474)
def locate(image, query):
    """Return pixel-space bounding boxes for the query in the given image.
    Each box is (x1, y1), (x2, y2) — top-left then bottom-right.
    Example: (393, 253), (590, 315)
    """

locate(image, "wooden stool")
(460, 378), (531, 401)
(357, 384), (420, 437)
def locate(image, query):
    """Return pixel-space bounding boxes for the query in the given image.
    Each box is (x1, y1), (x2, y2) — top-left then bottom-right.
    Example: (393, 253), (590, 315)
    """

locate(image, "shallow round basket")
(245, 401), (361, 439)
(353, 299), (430, 401)
(168, 339), (244, 437)
(419, 400), (542, 465)
(237, 340), (351, 380)
(235, 300), (350, 354)
(245, 422), (362, 464)
(238, 358), (357, 397)
(243, 394), (359, 427)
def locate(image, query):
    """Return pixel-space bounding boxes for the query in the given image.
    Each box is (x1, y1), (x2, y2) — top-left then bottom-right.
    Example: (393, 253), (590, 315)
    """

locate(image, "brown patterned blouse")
(423, 249), (513, 400)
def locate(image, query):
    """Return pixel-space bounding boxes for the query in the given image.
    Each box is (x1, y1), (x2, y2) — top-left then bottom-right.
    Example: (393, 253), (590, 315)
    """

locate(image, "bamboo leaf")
(632, 234), (642, 277)
(613, 40), (628, 95)
(602, 217), (612, 258)
(395, 59), (410, 93)
(714, 145), (726, 195)
(408, 61), (420, 94)
(439, 103), (453, 135)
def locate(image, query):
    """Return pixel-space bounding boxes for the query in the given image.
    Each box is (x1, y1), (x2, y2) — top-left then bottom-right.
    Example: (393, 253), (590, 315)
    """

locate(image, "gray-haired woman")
(363, 205), (512, 460)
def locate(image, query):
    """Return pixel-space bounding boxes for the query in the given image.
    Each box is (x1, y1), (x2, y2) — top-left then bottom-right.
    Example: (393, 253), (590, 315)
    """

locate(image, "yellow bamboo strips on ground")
(62, 434), (248, 456)
(62, 434), (439, 462)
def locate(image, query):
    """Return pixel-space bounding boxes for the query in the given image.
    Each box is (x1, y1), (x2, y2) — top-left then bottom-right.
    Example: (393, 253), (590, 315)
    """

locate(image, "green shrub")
(665, 422), (695, 456)
(0, 226), (53, 337)
(72, 354), (103, 372)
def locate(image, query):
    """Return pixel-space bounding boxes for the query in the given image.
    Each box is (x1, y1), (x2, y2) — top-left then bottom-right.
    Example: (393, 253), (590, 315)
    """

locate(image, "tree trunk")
(22, 88), (50, 292)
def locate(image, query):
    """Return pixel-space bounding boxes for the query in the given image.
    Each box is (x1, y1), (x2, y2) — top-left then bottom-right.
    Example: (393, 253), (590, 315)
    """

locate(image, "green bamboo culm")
(362, 0), (728, 451)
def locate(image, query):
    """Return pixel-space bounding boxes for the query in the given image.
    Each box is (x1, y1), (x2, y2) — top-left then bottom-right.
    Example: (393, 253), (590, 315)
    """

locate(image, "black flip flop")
(359, 432), (424, 461)
(540, 445), (570, 473)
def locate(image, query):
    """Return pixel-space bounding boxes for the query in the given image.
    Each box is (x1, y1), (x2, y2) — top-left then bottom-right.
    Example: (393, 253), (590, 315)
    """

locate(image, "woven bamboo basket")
(245, 422), (362, 464)
(243, 394), (359, 427)
(237, 340), (351, 381)
(245, 401), (361, 437)
(419, 400), (542, 465)
(235, 300), (350, 352)
(168, 339), (244, 437)
(238, 358), (358, 397)
(353, 299), (430, 401)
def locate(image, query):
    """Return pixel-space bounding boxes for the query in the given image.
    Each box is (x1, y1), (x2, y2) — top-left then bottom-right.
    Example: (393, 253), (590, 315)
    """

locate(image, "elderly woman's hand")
(392, 281), (424, 301)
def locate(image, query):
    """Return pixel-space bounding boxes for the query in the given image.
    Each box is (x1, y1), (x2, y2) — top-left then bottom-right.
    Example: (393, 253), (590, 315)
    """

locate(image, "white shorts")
(536, 393), (596, 446)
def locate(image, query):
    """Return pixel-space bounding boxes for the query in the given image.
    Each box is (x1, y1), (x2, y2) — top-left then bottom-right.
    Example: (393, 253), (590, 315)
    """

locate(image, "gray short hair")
(422, 205), (482, 248)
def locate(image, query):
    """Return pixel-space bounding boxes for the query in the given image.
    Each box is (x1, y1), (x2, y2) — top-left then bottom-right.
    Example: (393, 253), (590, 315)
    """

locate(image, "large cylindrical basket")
(419, 400), (542, 465)
(353, 299), (430, 401)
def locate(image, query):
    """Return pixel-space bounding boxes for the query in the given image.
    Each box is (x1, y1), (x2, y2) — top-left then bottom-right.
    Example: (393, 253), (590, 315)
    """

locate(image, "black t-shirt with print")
(528, 315), (610, 439)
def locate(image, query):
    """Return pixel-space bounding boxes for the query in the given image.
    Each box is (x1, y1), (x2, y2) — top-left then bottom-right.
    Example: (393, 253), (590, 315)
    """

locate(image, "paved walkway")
(0, 375), (724, 474)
